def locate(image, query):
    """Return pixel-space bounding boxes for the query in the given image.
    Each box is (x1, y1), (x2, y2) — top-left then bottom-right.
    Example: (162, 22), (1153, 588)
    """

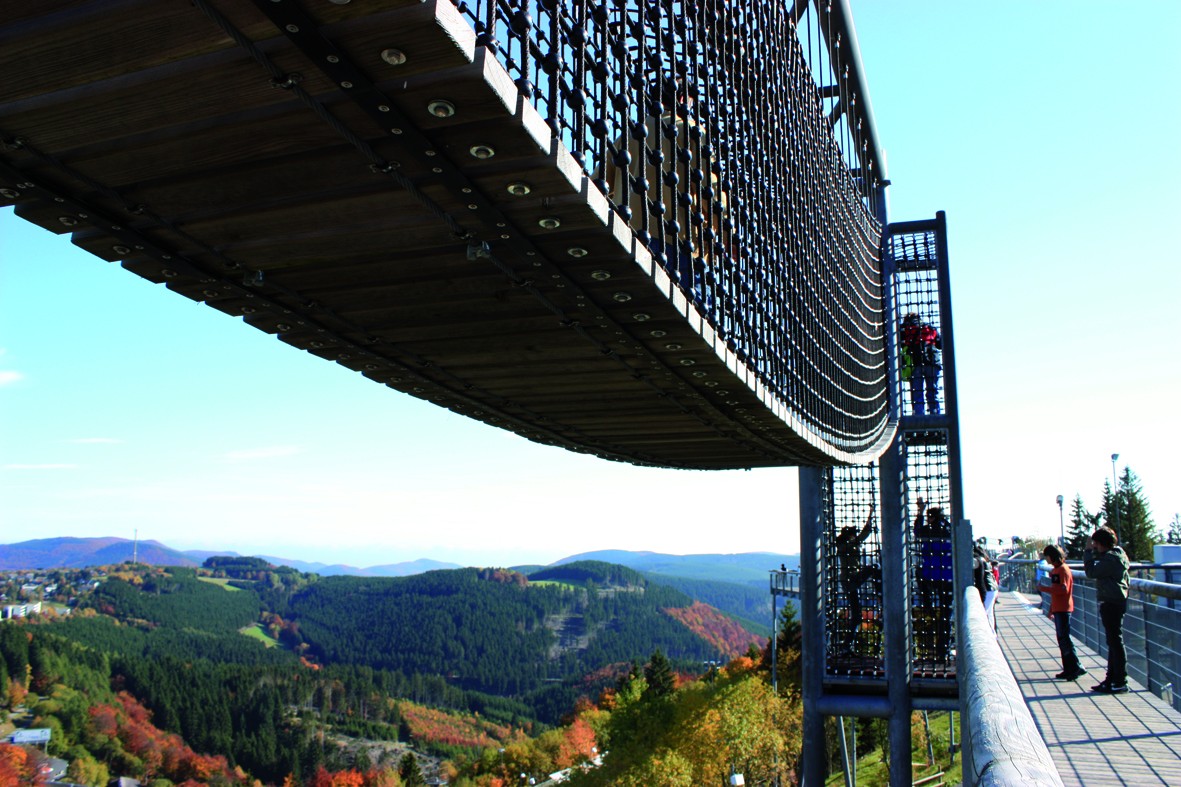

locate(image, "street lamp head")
(1112, 453), (1119, 462)
(1057, 494), (1064, 507)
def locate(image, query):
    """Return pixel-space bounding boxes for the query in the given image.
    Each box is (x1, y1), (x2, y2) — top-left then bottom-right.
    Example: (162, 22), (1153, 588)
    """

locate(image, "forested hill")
(283, 562), (757, 697)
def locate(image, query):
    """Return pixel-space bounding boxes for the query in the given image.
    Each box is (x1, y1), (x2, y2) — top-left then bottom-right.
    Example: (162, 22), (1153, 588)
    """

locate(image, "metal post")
(838, 717), (853, 787)
(851, 721), (857, 787)
(878, 435), (910, 787)
(1112, 453), (1121, 543)
(922, 711), (935, 767)
(954, 518), (975, 781)
(771, 578), (780, 693)
(799, 465), (827, 786)
(1057, 494), (1065, 551)
(934, 211), (965, 536)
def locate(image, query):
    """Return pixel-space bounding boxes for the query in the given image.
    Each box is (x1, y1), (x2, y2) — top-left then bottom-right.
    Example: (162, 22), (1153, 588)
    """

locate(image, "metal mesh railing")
(823, 463), (884, 677)
(888, 227), (945, 418)
(1031, 565), (1181, 713)
(453, 0), (890, 454)
(905, 431), (955, 678)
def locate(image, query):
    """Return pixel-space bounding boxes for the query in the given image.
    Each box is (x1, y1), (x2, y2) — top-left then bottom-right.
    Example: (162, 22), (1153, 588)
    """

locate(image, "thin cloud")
(70, 437), (122, 444)
(4, 463), (78, 470)
(223, 446), (301, 462)
(0, 370), (24, 386)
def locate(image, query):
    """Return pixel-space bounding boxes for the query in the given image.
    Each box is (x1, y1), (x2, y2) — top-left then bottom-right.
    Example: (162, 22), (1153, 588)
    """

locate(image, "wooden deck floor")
(996, 591), (1181, 786)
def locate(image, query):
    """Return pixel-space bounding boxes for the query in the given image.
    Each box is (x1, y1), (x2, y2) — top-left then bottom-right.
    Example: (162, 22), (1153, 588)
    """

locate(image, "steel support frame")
(804, 209), (966, 785)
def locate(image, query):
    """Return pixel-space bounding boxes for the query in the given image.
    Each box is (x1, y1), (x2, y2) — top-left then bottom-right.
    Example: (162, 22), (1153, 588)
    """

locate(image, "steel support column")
(954, 517), (975, 781)
(799, 464), (827, 786)
(879, 434), (912, 786)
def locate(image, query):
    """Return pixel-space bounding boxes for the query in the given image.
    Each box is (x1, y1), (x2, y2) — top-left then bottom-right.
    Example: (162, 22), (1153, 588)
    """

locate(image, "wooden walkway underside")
(0, 0), (862, 470)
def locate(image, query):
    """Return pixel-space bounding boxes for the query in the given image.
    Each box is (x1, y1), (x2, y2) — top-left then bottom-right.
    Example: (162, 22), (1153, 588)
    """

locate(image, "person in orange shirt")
(1037, 544), (1085, 681)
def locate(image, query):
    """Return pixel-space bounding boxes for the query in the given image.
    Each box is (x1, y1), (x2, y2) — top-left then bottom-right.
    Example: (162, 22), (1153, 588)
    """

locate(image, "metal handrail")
(1002, 559), (1181, 712)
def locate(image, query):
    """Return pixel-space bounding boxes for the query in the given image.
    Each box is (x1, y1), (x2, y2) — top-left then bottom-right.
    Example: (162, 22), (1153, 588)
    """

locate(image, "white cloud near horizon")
(4, 463), (77, 470)
(70, 437), (122, 444)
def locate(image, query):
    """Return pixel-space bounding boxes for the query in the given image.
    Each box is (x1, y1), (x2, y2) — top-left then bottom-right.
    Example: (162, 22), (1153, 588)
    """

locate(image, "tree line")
(1064, 466), (1172, 561)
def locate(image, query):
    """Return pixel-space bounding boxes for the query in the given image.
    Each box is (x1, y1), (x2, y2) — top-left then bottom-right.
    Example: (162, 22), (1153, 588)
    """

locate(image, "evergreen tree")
(399, 752), (425, 786)
(1101, 479), (1118, 542)
(777, 602), (801, 652)
(1168, 513), (1181, 546)
(644, 650), (675, 698)
(1066, 495), (1099, 560)
(1117, 468), (1159, 561)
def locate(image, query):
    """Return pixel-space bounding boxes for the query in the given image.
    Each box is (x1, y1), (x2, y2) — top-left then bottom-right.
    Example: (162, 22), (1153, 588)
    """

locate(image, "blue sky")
(2, 1), (1178, 567)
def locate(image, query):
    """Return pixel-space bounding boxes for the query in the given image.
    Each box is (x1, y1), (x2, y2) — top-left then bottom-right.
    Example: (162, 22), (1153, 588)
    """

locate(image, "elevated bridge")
(0, 2), (1009, 784)
(0, 0), (890, 470)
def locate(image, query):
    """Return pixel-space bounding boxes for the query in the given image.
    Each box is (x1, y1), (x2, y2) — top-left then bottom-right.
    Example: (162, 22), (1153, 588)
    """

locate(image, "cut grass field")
(528, 580), (578, 589)
(197, 576), (243, 591)
(239, 623), (279, 648)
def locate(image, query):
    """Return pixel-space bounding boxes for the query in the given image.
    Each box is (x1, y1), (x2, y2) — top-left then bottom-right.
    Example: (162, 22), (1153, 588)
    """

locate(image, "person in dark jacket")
(973, 544), (999, 629)
(835, 503), (879, 653)
(914, 498), (953, 661)
(1084, 526), (1131, 693)
(900, 312), (942, 416)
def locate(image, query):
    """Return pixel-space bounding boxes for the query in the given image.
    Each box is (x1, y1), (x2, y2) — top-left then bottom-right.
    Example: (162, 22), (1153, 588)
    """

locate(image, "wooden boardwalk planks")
(996, 591), (1181, 786)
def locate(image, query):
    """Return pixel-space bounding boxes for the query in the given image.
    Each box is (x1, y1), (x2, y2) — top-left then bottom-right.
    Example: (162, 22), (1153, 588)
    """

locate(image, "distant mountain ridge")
(252, 555), (464, 577)
(0, 537), (199, 569)
(0, 538), (797, 596)
(555, 549), (798, 584)
(0, 537), (461, 575)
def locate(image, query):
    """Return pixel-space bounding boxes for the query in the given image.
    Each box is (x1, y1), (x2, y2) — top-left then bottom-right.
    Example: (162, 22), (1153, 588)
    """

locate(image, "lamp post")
(1111, 453), (1121, 543)
(1056, 494), (1065, 551)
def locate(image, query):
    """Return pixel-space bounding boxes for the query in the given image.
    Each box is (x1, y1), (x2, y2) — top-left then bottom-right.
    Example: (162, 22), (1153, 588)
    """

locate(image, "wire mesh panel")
(823, 464), (885, 680)
(888, 228), (944, 418)
(452, 0), (891, 456)
(904, 430), (956, 683)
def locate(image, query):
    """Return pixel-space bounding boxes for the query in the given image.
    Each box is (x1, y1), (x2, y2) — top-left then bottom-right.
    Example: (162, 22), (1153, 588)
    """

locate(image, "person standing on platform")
(1084, 527), (1130, 693)
(1037, 544), (1085, 681)
(914, 497), (953, 662)
(835, 503), (878, 654)
(973, 544), (999, 630)
(900, 312), (942, 415)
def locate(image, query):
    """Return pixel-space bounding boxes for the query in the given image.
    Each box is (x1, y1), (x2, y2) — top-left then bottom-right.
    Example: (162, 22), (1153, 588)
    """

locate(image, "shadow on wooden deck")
(995, 591), (1181, 786)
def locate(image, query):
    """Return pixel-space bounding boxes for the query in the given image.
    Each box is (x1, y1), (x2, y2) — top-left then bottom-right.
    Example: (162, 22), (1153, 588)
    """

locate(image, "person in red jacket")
(900, 312), (942, 415)
(1037, 544), (1085, 681)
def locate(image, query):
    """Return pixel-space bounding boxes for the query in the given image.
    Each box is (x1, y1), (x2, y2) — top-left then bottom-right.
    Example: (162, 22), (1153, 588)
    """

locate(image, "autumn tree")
(65, 749), (110, 787)
(0, 743), (35, 785)
(567, 659), (800, 786)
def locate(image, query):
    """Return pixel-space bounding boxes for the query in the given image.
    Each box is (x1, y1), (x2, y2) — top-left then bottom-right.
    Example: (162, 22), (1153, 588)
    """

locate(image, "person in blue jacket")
(914, 497), (953, 662)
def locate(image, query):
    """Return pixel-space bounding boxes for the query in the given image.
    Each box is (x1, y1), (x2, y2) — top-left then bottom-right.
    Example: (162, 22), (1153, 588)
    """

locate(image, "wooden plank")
(0, 1), (268, 106)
